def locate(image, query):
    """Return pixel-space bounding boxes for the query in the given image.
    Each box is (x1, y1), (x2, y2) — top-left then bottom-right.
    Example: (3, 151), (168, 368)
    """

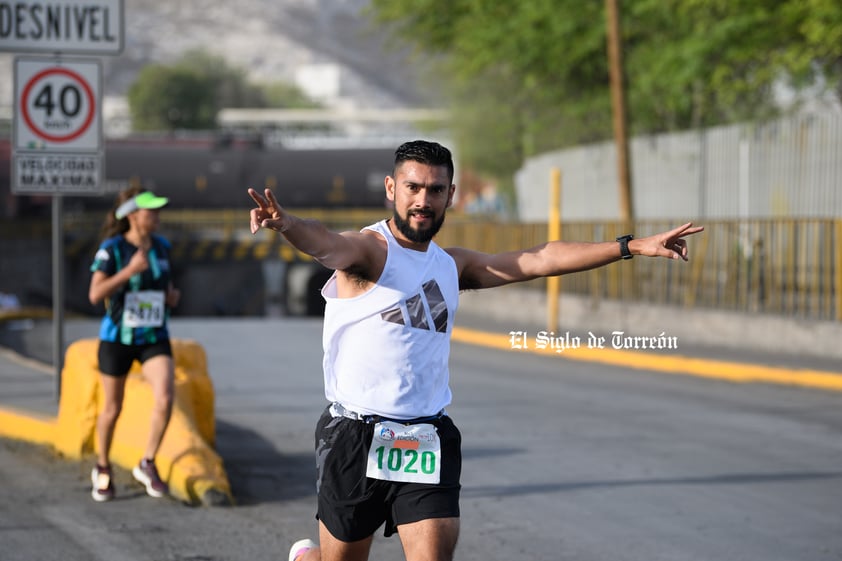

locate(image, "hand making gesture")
(249, 187), (293, 234)
(634, 222), (704, 261)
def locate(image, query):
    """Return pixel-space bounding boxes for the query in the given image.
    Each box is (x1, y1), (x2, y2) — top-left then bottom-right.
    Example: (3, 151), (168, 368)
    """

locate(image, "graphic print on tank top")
(379, 279), (448, 333)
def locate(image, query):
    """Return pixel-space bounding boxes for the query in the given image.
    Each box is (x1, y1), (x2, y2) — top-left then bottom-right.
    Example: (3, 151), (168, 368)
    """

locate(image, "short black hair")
(394, 140), (454, 182)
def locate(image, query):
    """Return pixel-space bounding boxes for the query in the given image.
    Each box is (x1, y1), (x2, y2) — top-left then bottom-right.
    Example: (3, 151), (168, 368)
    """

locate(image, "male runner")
(248, 140), (703, 561)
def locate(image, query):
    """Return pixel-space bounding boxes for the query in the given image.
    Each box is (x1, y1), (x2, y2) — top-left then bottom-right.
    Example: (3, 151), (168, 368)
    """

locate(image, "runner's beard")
(393, 208), (446, 244)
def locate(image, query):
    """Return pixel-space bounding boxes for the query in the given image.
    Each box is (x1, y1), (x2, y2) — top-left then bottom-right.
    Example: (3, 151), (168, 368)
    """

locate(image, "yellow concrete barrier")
(53, 339), (100, 458)
(53, 338), (232, 505)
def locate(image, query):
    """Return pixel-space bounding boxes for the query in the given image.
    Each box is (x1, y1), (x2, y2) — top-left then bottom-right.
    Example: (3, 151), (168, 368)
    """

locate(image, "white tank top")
(320, 219), (459, 419)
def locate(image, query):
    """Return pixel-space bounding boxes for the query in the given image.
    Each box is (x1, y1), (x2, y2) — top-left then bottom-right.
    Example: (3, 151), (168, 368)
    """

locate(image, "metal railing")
(2, 212), (838, 321)
(437, 217), (842, 322)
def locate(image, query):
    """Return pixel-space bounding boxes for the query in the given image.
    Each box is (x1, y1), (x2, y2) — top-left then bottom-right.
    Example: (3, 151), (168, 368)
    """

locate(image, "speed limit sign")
(14, 58), (102, 152)
(12, 57), (104, 194)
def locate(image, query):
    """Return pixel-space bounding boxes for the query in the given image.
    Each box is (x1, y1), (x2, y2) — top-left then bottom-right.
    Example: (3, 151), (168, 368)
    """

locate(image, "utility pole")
(605, 0), (634, 222)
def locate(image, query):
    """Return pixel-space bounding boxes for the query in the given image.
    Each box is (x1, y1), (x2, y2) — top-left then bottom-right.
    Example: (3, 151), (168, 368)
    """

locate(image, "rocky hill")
(0, 0), (435, 112)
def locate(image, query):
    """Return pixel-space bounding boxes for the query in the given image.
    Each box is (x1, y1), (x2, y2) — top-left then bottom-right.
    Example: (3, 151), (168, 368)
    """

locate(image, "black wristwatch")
(616, 234), (634, 260)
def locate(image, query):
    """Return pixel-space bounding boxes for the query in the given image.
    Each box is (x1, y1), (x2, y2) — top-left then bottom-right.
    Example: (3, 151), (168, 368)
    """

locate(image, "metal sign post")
(12, 56), (104, 400)
(51, 194), (64, 399)
(2, 0), (124, 402)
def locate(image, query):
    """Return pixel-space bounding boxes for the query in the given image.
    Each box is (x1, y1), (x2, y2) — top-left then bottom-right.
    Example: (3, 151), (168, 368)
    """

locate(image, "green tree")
(174, 50), (266, 110)
(626, 0), (842, 128)
(128, 64), (217, 130)
(261, 82), (322, 109)
(368, 0), (842, 189)
(127, 50), (320, 131)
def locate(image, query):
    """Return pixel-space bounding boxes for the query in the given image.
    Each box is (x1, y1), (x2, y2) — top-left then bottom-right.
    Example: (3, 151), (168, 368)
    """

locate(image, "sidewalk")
(0, 317), (94, 417)
(0, 346), (58, 418)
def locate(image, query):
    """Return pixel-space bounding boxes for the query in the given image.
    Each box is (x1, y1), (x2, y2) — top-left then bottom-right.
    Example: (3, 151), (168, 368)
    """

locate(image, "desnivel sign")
(0, 0), (124, 55)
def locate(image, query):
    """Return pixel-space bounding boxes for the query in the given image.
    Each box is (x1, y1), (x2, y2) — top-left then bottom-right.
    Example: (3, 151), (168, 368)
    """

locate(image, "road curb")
(0, 407), (56, 446)
(451, 327), (842, 393)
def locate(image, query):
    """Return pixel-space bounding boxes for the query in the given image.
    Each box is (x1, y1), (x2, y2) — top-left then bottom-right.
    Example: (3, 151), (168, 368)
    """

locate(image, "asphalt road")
(2, 317), (842, 561)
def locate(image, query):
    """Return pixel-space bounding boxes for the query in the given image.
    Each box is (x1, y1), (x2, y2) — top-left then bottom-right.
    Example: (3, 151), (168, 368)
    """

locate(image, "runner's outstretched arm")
(248, 187), (377, 272)
(449, 222), (704, 290)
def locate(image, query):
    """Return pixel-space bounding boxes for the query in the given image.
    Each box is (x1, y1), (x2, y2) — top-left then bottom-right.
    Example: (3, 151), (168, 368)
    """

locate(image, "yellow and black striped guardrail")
(65, 237), (316, 264)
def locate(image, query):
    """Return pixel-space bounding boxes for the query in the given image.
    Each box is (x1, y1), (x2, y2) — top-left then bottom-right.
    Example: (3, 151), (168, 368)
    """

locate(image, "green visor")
(115, 192), (169, 219)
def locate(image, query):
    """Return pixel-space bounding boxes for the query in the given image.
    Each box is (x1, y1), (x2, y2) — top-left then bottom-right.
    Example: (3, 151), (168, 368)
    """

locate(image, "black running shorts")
(314, 405), (462, 541)
(97, 340), (173, 377)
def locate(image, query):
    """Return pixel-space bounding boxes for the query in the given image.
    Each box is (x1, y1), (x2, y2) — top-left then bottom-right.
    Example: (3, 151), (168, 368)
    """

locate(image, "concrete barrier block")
(56, 338), (232, 505)
(54, 339), (101, 459)
(172, 340), (216, 446)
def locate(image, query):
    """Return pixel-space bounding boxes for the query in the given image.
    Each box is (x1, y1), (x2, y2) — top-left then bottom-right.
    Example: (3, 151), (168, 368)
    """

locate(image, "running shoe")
(91, 464), (115, 502)
(132, 458), (168, 498)
(288, 538), (317, 561)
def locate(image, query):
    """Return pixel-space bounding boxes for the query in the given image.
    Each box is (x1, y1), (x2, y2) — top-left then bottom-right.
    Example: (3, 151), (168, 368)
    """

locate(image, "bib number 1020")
(365, 421), (442, 484)
(373, 446), (437, 475)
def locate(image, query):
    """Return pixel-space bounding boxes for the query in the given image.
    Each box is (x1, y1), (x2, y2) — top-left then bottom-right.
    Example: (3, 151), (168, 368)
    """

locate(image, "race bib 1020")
(366, 421), (441, 484)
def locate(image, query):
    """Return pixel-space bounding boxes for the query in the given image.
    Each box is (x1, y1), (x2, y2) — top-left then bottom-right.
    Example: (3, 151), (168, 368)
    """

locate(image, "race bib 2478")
(122, 290), (165, 328)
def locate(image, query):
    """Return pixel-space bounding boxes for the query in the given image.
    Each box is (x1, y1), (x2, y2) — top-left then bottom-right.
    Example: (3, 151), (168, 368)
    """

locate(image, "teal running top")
(90, 234), (174, 345)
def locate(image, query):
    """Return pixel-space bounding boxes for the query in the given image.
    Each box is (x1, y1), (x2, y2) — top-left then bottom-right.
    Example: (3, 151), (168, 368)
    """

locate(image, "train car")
(1, 134), (396, 216)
